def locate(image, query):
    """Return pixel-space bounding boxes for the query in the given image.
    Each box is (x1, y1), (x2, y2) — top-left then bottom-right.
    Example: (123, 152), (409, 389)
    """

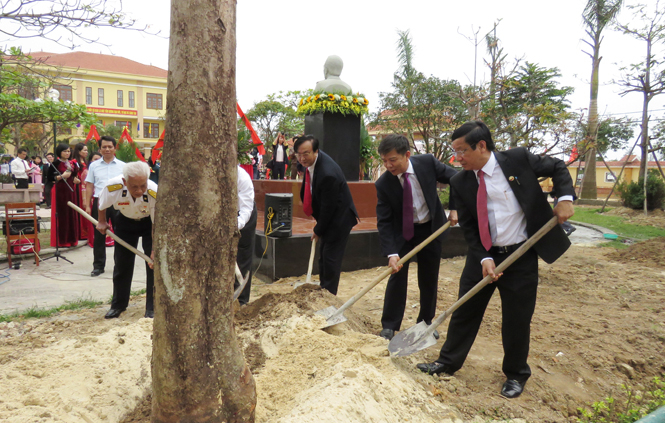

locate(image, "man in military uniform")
(97, 161), (157, 319)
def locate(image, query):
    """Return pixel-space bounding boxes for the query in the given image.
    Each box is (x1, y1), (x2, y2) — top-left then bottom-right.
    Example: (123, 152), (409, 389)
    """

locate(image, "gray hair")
(123, 161), (150, 181)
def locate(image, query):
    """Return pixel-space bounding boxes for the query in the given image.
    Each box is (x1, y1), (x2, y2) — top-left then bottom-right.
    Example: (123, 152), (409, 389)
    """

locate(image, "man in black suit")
(417, 121), (575, 399)
(375, 134), (458, 341)
(294, 135), (358, 295)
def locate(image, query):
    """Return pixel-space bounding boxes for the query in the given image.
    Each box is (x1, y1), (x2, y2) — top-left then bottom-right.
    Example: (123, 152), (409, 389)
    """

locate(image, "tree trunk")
(580, 38), (601, 199)
(151, 0), (256, 422)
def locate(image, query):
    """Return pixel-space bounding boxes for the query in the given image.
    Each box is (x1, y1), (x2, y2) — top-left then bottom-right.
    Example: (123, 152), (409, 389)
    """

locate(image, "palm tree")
(579, 0), (623, 199)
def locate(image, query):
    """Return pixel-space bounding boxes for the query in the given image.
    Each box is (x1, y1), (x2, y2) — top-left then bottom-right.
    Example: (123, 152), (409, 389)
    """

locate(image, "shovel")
(388, 216), (559, 357)
(68, 201), (153, 265)
(233, 264), (251, 301)
(294, 238), (317, 289)
(317, 221), (452, 329)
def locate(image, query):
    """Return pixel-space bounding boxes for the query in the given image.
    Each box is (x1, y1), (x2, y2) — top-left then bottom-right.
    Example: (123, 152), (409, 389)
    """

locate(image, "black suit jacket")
(299, 151), (358, 237)
(450, 147), (575, 265)
(375, 154), (458, 257)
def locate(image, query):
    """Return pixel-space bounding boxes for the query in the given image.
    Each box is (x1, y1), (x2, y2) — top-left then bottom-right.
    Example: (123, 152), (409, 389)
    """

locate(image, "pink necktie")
(303, 170), (313, 216)
(477, 171), (492, 251)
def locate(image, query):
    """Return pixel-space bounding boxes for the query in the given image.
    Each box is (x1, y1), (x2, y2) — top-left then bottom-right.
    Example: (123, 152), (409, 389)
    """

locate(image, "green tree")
(579, 0), (624, 199)
(0, 48), (97, 152)
(483, 61), (575, 152)
(245, 91), (304, 153)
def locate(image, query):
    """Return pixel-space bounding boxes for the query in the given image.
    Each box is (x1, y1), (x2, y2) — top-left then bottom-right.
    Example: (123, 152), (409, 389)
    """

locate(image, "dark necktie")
(402, 173), (414, 241)
(303, 170), (313, 216)
(477, 170), (492, 251)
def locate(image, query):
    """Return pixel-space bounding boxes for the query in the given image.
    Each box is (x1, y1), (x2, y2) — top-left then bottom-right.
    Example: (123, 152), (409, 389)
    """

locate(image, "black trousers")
(381, 222), (442, 331)
(92, 198), (116, 271)
(44, 182), (53, 207)
(318, 216), (354, 296)
(272, 162), (286, 180)
(234, 204), (257, 305)
(14, 178), (29, 189)
(437, 248), (539, 383)
(111, 214), (154, 312)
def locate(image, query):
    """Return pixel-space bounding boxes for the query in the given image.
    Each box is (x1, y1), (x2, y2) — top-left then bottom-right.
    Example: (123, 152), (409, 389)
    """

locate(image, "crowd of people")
(248, 132), (307, 181)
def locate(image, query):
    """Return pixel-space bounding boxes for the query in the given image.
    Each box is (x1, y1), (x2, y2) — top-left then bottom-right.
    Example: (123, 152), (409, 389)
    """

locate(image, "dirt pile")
(606, 237), (665, 268)
(604, 207), (665, 228)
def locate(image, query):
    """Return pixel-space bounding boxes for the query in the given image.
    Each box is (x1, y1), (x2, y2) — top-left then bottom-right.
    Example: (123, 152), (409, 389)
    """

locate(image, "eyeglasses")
(295, 151), (313, 158)
(453, 147), (470, 157)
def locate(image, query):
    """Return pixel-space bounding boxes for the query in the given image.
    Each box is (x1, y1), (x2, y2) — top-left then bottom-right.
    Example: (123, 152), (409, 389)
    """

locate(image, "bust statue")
(314, 55), (352, 95)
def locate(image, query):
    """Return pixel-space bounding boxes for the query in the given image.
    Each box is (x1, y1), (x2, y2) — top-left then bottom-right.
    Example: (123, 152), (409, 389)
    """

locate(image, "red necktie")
(477, 170), (492, 251)
(303, 170), (313, 216)
(402, 173), (414, 241)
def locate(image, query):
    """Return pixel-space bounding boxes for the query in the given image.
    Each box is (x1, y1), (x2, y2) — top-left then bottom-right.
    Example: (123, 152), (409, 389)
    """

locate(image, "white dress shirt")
(85, 157), (126, 198)
(275, 144), (285, 162)
(237, 165), (255, 230)
(10, 158), (32, 179)
(396, 160), (430, 224)
(306, 154), (319, 194)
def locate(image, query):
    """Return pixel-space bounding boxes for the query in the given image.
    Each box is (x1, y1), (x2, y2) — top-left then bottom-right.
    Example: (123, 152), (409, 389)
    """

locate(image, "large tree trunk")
(151, 0), (256, 422)
(580, 38), (601, 200)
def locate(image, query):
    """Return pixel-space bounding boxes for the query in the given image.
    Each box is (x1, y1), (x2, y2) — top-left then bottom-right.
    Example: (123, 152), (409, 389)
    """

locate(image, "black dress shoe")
(104, 308), (124, 319)
(380, 328), (395, 340)
(416, 361), (454, 376)
(91, 269), (105, 277)
(144, 310), (154, 319)
(501, 379), (525, 398)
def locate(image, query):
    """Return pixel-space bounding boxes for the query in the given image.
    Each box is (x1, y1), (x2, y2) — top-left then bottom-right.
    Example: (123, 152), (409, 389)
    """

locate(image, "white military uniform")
(98, 174), (157, 315)
(99, 175), (157, 222)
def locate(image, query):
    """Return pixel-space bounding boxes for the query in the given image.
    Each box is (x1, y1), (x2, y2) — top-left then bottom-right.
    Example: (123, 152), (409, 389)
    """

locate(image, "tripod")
(43, 159), (75, 264)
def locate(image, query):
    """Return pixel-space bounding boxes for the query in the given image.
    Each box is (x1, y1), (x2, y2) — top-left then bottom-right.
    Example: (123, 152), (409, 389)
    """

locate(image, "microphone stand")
(43, 159), (75, 264)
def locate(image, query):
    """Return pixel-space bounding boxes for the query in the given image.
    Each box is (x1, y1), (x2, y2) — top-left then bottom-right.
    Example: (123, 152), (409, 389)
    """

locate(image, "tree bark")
(151, 0), (256, 422)
(580, 36), (601, 200)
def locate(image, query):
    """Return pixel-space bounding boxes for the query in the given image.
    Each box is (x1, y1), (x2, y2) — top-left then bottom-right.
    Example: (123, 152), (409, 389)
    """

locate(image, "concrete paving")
(0, 216), (610, 316)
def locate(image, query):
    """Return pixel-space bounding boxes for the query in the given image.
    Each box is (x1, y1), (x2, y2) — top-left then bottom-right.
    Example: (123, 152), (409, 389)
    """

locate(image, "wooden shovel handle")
(67, 201), (153, 265)
(305, 238), (317, 284)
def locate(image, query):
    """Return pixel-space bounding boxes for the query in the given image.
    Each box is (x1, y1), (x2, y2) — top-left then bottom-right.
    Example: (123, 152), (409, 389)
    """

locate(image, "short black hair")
(378, 134), (410, 156)
(17, 147), (27, 155)
(451, 120), (495, 151)
(294, 135), (319, 153)
(100, 135), (117, 147)
(45, 152), (54, 158)
(55, 143), (71, 159)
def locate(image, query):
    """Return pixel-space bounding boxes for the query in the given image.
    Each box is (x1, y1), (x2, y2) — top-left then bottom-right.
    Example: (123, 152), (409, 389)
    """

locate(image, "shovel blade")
(388, 321), (438, 357)
(315, 306), (348, 328)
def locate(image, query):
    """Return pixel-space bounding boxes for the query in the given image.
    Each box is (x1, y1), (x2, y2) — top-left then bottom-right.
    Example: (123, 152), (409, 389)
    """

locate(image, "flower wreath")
(297, 92), (369, 117)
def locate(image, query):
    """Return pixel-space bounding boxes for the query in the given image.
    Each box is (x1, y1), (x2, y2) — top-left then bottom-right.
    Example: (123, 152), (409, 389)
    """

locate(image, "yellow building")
(30, 51), (167, 150)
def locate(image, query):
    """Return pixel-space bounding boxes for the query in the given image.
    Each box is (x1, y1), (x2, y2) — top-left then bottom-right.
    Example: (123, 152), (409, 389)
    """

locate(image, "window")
(86, 87), (92, 104)
(128, 91), (135, 108)
(605, 172), (617, 183)
(146, 93), (163, 109)
(117, 90), (123, 107)
(144, 123), (160, 138)
(53, 84), (73, 102)
(58, 127), (72, 135)
(98, 88), (105, 106)
(18, 83), (37, 99)
(115, 121), (131, 131)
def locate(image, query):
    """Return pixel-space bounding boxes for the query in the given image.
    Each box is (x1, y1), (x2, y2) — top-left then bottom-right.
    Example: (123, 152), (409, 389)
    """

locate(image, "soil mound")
(606, 237), (665, 268)
(604, 207), (665, 228)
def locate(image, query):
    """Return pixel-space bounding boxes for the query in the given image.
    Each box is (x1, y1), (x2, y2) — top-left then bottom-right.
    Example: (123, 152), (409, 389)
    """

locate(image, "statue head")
(323, 55), (344, 79)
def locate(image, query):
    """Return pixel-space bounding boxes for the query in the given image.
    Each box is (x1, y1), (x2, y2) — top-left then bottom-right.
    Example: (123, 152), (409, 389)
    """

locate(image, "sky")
(6, 0), (665, 157)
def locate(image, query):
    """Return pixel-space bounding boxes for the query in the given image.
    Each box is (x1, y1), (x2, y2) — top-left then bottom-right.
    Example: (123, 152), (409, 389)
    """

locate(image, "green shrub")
(578, 376), (665, 423)
(115, 141), (141, 162)
(438, 187), (450, 209)
(616, 170), (665, 210)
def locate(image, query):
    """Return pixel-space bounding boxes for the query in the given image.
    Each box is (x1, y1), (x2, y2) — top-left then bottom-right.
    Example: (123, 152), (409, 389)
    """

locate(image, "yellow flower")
(307, 96), (312, 102)
(299, 98), (304, 106)
(352, 97), (358, 104)
(315, 94), (320, 100)
(363, 98), (369, 105)
(328, 93), (335, 101)
(340, 95), (347, 101)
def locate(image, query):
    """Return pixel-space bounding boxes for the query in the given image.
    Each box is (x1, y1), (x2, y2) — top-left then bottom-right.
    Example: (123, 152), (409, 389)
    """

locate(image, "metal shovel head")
(294, 280), (320, 289)
(233, 271), (250, 301)
(388, 321), (438, 357)
(315, 306), (348, 328)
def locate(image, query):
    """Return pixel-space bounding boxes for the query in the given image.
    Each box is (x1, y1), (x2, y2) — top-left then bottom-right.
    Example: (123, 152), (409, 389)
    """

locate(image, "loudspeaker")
(264, 193), (292, 238)
(2, 218), (42, 236)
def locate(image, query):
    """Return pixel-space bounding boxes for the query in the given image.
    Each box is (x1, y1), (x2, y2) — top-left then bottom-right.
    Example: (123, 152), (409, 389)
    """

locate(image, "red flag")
(237, 103), (265, 155)
(118, 127), (146, 162)
(85, 125), (101, 143)
(151, 130), (165, 162)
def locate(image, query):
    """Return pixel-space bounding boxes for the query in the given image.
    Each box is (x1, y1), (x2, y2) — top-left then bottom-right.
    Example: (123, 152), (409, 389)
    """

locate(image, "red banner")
(237, 103), (265, 155)
(151, 131), (165, 162)
(119, 127), (146, 163)
(84, 125), (101, 143)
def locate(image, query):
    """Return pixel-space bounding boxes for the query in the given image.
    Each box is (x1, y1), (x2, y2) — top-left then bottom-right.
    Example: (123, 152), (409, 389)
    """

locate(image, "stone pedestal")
(304, 112), (360, 182)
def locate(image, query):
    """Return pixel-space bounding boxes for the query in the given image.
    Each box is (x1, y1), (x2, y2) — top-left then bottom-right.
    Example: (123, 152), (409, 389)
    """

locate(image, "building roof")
(28, 51), (167, 79)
